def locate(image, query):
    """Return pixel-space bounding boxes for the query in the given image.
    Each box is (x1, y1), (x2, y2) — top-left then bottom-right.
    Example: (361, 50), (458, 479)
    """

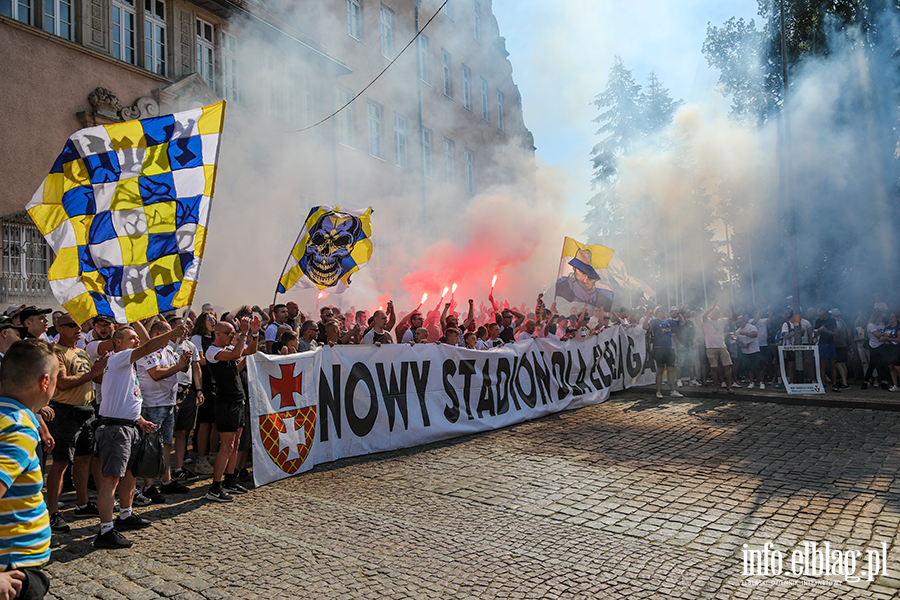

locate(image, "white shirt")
(735, 324), (760, 354)
(702, 318), (728, 349)
(516, 331), (534, 341)
(475, 339), (489, 350)
(137, 346), (179, 408)
(755, 318), (769, 347)
(265, 322), (283, 344)
(171, 339), (200, 386)
(99, 349), (143, 421)
(401, 329), (415, 344)
(800, 319), (812, 344)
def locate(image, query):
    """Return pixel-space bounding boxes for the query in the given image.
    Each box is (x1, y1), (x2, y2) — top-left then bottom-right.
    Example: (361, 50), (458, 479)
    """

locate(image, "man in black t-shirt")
(814, 308), (838, 392)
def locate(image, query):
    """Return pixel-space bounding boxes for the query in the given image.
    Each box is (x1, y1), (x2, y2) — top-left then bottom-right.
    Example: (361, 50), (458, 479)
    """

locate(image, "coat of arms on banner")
(257, 363), (316, 474)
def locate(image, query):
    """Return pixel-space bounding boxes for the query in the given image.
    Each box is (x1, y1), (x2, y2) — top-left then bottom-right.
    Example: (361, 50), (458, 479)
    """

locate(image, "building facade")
(0, 0), (534, 308)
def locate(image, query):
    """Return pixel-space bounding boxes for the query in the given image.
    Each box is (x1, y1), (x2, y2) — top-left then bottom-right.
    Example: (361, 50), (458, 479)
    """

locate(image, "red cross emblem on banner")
(258, 363), (316, 474)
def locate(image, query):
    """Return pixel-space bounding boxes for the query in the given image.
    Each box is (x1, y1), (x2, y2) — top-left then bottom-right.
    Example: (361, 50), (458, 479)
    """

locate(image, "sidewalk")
(642, 380), (900, 412)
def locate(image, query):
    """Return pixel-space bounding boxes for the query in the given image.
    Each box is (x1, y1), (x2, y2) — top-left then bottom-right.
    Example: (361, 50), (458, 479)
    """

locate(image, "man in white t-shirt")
(166, 315), (203, 482)
(735, 315), (763, 389)
(264, 304), (289, 354)
(93, 320), (189, 550)
(135, 320), (191, 504)
(702, 300), (734, 392)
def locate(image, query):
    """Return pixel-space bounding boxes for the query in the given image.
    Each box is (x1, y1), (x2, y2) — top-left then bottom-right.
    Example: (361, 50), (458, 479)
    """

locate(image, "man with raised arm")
(702, 300), (735, 393)
(204, 315), (261, 502)
(644, 307), (685, 399)
(94, 320), (189, 549)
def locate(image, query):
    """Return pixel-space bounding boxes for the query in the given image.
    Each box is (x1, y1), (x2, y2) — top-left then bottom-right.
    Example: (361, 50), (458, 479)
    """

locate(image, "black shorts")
(48, 402), (96, 463)
(652, 348), (677, 368)
(835, 346), (849, 363)
(214, 397), (245, 433)
(196, 390), (217, 424)
(741, 351), (763, 372)
(174, 385), (197, 432)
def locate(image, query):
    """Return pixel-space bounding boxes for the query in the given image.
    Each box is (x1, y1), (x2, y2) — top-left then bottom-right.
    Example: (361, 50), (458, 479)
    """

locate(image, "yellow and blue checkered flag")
(277, 206), (373, 294)
(26, 101), (225, 325)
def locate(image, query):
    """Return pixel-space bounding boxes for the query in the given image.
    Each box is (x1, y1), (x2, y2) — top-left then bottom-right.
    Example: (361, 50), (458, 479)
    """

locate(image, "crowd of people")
(0, 290), (895, 598)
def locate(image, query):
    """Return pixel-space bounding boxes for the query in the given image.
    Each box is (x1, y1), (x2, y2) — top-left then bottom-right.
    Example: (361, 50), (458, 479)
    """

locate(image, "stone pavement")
(45, 387), (900, 599)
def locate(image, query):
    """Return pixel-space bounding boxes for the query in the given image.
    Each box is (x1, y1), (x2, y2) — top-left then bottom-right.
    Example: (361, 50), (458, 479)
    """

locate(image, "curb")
(632, 386), (900, 412)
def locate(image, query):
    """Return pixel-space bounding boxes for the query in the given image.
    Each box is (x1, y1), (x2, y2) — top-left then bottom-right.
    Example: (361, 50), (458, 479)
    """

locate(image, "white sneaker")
(759, 383), (765, 390)
(890, 386), (900, 392)
(676, 379), (683, 388)
(747, 382), (755, 389)
(732, 382), (742, 388)
(655, 392), (664, 399)
(720, 382), (727, 388)
(689, 379), (701, 387)
(670, 391), (684, 398)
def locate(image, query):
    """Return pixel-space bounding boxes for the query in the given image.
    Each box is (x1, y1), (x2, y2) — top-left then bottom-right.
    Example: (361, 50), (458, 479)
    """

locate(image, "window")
(444, 0), (453, 20)
(197, 18), (215, 89)
(497, 89), (504, 131)
(347, 0), (361, 40)
(303, 73), (314, 127)
(443, 138), (454, 183)
(263, 54), (283, 117)
(0, 0), (31, 25)
(223, 31), (239, 103)
(462, 65), (471, 110)
(394, 113), (407, 168)
(422, 128), (433, 178)
(417, 34), (430, 83)
(43, 0), (72, 39)
(473, 1), (481, 42)
(441, 49), (452, 97)
(287, 72), (313, 128)
(380, 4), (393, 59)
(367, 100), (383, 159)
(336, 87), (355, 147)
(464, 149), (474, 194)
(2, 222), (50, 291)
(112, 0), (137, 65)
(480, 77), (489, 121)
(144, 0), (166, 76)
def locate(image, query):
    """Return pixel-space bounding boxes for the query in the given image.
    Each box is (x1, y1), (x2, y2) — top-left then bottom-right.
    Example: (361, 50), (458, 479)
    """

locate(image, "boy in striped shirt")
(0, 339), (57, 599)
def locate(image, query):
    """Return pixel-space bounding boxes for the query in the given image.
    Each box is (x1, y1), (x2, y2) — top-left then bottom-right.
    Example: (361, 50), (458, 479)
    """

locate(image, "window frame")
(497, 89), (504, 131)
(336, 87), (356, 148)
(464, 148), (475, 195)
(394, 113), (408, 169)
(43, 0), (72, 39)
(443, 138), (454, 184)
(112, 0), (137, 66)
(422, 128), (433, 178)
(473, 1), (481, 43)
(380, 4), (394, 59)
(222, 30), (239, 104)
(417, 34), (430, 84)
(143, 0), (166, 76)
(367, 99), (384, 160)
(462, 64), (471, 111)
(196, 17), (216, 89)
(480, 77), (489, 122)
(441, 49), (452, 98)
(347, 0), (362, 40)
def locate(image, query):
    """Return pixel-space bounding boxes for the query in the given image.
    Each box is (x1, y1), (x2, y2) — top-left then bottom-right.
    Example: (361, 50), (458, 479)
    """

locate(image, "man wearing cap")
(20, 307), (52, 342)
(0, 322), (23, 366)
(45, 313), (108, 534)
(555, 248), (613, 311)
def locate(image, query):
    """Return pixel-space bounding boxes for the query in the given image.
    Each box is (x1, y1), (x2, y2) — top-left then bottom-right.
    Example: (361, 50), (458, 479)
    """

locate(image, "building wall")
(0, 0), (534, 308)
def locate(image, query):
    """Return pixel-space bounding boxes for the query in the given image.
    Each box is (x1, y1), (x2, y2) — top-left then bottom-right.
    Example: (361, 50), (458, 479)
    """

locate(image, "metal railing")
(0, 273), (52, 305)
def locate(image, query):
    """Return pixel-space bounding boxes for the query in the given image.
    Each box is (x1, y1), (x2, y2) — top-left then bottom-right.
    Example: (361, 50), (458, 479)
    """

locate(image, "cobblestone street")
(45, 389), (900, 599)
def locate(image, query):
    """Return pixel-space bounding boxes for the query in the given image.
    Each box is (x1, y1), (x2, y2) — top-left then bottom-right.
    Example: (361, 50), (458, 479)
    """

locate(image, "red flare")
(451, 283), (457, 294)
(441, 286), (449, 298)
(491, 274), (498, 289)
(420, 293), (428, 305)
(317, 292), (325, 300)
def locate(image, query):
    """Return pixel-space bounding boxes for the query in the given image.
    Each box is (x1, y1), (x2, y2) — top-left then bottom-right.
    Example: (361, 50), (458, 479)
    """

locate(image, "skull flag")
(276, 206), (374, 293)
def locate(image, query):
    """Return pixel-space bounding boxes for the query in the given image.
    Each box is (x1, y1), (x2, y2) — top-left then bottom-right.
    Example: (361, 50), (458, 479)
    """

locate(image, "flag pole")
(272, 226), (306, 307)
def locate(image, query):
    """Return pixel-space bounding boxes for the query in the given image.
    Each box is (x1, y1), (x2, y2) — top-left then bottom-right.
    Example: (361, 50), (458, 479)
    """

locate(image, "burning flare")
(442, 286), (449, 298)
(491, 274), (498, 289)
(451, 283), (458, 294)
(420, 293), (428, 305)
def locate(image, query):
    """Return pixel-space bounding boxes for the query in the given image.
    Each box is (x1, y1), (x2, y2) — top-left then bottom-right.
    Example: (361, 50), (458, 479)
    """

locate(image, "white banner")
(248, 325), (654, 487)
